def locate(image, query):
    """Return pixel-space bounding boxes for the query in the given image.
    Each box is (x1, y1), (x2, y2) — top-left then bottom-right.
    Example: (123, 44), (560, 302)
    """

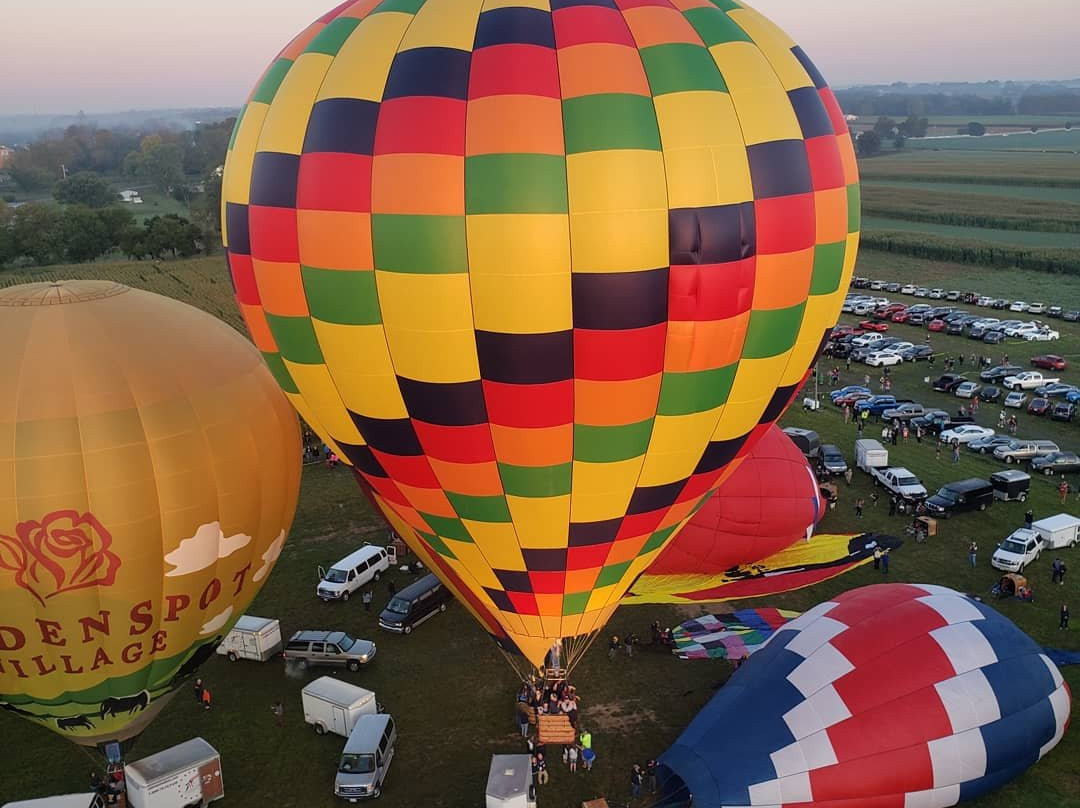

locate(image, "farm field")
(865, 180), (1080, 204)
(863, 216), (1080, 248)
(0, 254), (1079, 808)
(862, 186), (1080, 232)
(858, 150), (1080, 185)
(908, 128), (1080, 151)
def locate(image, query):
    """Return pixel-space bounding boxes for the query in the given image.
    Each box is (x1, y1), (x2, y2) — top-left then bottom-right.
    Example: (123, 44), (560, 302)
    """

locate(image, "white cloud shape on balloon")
(164, 522), (252, 577)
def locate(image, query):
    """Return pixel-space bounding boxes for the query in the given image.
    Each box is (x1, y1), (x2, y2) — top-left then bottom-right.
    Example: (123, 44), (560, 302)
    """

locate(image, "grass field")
(854, 116), (1076, 128)
(863, 216), (1080, 249)
(0, 255), (1078, 807)
(862, 186), (1080, 232)
(858, 151), (1080, 186)
(864, 180), (1080, 204)
(908, 128), (1080, 151)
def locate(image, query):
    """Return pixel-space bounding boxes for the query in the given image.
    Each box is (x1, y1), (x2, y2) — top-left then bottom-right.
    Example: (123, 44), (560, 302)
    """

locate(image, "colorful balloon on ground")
(644, 424), (823, 577)
(671, 608), (798, 661)
(0, 281), (301, 745)
(658, 584), (1071, 807)
(222, 0), (859, 666)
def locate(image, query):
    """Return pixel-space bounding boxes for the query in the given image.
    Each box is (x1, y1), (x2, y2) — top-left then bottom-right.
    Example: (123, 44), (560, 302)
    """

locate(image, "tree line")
(1, 120), (230, 268)
(835, 89), (1080, 118)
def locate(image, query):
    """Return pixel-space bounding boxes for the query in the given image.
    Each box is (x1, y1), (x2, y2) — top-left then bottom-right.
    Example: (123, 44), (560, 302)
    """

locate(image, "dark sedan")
(983, 331), (1006, 344)
(980, 386), (1003, 403)
(1030, 452), (1080, 475)
(1051, 402), (1077, 422)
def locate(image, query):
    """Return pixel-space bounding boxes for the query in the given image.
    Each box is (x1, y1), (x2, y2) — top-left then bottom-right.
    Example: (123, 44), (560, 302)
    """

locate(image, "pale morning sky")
(2, 0), (1076, 115)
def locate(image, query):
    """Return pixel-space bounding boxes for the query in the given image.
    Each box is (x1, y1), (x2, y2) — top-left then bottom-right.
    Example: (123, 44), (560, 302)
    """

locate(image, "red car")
(831, 325), (864, 338)
(928, 319), (946, 332)
(858, 320), (889, 332)
(892, 310), (911, 323)
(834, 391), (873, 407)
(1031, 354), (1067, 371)
(1028, 398), (1051, 416)
(873, 304), (906, 320)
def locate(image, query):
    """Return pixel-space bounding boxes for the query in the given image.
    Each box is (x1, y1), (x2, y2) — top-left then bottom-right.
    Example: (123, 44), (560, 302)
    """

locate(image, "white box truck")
(215, 615), (282, 662)
(3, 796), (105, 808)
(124, 738), (223, 808)
(486, 754), (536, 808)
(855, 439), (889, 473)
(302, 676), (377, 738)
(1031, 514), (1080, 550)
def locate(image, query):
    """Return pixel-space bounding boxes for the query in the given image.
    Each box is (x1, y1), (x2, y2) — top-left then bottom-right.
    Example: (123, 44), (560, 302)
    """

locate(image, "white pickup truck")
(870, 466), (928, 501)
(1002, 371), (1060, 391)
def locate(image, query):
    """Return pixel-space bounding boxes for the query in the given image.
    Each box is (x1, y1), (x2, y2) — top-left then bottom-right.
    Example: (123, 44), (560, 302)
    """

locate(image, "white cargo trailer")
(124, 738), (223, 808)
(1032, 514), (1080, 550)
(855, 439), (889, 472)
(215, 615), (282, 662)
(302, 676), (377, 738)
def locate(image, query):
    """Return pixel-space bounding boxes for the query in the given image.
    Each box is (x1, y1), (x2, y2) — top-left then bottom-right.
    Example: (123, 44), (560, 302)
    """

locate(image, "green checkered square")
(302, 267), (381, 325)
(261, 352), (299, 394)
(657, 365), (737, 416)
(574, 420), (653, 463)
(847, 184), (861, 232)
(595, 561), (632, 588)
(641, 525), (679, 555)
(683, 7), (752, 46)
(466, 154), (568, 214)
(742, 303), (806, 359)
(446, 493), (512, 523)
(420, 531), (457, 559)
(420, 513), (472, 542)
(809, 242), (846, 295)
(252, 59), (293, 105)
(499, 463), (573, 498)
(372, 214), (467, 274)
(562, 94), (662, 154)
(562, 592), (591, 616)
(639, 44), (727, 96)
(265, 314), (324, 364)
(304, 18), (362, 55)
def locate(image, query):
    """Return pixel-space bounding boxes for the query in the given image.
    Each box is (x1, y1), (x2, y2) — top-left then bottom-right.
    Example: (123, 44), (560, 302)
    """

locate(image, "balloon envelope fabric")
(657, 584), (1071, 808)
(222, 0), (859, 666)
(0, 282), (301, 745)
(671, 608), (798, 660)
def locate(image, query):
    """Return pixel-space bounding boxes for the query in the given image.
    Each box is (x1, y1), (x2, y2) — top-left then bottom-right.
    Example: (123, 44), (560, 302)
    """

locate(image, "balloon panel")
(0, 282), (301, 744)
(658, 584), (1071, 807)
(222, 0), (859, 664)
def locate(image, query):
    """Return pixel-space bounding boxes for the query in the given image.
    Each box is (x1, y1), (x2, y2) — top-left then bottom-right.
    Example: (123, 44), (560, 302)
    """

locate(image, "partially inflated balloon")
(0, 282), (301, 745)
(222, 0), (859, 665)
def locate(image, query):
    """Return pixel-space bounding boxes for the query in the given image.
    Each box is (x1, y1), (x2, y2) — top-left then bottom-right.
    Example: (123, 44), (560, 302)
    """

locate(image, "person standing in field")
(968, 541), (978, 568)
(201, 686), (212, 711)
(194, 678), (204, 705)
(881, 548), (890, 575)
(1060, 604), (1070, 630)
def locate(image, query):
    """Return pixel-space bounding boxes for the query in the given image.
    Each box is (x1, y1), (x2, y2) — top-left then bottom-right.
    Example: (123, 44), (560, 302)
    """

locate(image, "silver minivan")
(335, 713), (396, 801)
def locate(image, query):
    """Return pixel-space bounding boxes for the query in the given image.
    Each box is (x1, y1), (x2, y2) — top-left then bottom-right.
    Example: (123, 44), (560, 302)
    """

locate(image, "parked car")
(1051, 402), (1077, 422)
(819, 444), (848, 476)
(980, 386), (1003, 403)
(1030, 451), (1080, 475)
(317, 546), (391, 602)
(900, 284), (917, 295)
(1024, 327), (1061, 342)
(891, 310), (912, 323)
(993, 439), (1060, 464)
(927, 319), (946, 332)
(945, 290), (962, 301)
(992, 530), (1042, 572)
(1035, 383), (1076, 398)
(378, 573), (452, 634)
(983, 331), (1006, 344)
(991, 299), (1010, 309)
(1003, 371), (1060, 391)
(865, 350), (903, 367)
(939, 425), (995, 445)
(335, 713), (397, 801)
(855, 396), (911, 417)
(931, 373), (968, 393)
(859, 319), (890, 332)
(1030, 354), (1067, 371)
(980, 365), (1024, 383)
(835, 391), (873, 407)
(852, 332), (887, 348)
(898, 345), (933, 361)
(954, 382), (982, 399)
(870, 466), (928, 501)
(1063, 310), (1080, 322)
(1047, 305), (1063, 318)
(880, 341), (915, 356)
(1027, 398), (1051, 416)
(1003, 391), (1027, 409)
(830, 385), (871, 402)
(1009, 301), (1029, 312)
(284, 631), (377, 671)
(885, 282), (902, 293)
(924, 478), (994, 519)
(1027, 302), (1045, 314)
(882, 402), (925, 421)
(929, 288), (945, 299)
(968, 435), (1014, 455)
(913, 287), (930, 297)
(976, 296), (994, 307)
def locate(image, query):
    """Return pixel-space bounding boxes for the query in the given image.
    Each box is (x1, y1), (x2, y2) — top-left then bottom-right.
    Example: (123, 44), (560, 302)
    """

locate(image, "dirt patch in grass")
(584, 700), (658, 733)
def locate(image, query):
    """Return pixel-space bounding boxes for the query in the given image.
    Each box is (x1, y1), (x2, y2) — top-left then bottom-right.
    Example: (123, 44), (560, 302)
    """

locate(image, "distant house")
(844, 114), (859, 122)
(119, 189), (144, 204)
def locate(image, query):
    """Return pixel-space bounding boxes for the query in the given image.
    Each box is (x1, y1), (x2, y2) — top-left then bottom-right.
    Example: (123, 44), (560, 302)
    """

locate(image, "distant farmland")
(907, 127), (1080, 151)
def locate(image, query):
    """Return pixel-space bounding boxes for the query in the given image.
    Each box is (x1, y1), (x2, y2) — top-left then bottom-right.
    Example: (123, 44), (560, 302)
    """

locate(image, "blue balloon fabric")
(657, 584), (1071, 808)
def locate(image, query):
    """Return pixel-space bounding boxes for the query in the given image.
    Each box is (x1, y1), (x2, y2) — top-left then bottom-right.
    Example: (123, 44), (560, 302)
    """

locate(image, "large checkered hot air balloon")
(222, 0), (859, 670)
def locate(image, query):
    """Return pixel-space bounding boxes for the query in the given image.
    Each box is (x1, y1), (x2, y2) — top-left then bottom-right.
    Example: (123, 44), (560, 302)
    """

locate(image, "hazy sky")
(3, 0), (1076, 115)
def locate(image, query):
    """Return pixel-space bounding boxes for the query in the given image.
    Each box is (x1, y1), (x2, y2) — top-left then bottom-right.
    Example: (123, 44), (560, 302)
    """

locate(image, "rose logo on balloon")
(0, 510), (121, 605)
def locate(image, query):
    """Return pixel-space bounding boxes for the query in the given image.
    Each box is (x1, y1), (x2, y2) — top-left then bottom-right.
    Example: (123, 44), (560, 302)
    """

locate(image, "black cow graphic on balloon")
(167, 635), (223, 686)
(100, 690), (149, 719)
(57, 714), (95, 731)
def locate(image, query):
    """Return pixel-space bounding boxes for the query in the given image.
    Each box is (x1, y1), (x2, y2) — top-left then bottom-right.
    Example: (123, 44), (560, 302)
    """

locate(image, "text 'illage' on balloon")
(222, 0), (860, 669)
(0, 281), (301, 746)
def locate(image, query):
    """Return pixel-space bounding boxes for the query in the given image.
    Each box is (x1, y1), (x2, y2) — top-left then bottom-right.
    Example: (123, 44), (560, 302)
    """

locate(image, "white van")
(1031, 514), (1080, 550)
(302, 676), (378, 738)
(992, 529), (1043, 572)
(317, 546), (390, 602)
(215, 615), (282, 662)
(124, 738), (223, 808)
(486, 755), (536, 808)
(335, 713), (397, 801)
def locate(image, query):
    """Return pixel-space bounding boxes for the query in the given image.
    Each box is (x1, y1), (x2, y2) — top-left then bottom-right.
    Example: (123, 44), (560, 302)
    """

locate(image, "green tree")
(12, 203), (65, 265)
(0, 204), (15, 266)
(872, 116), (897, 138)
(8, 158), (55, 192)
(59, 205), (111, 263)
(53, 171), (117, 208)
(96, 205), (138, 247)
(893, 134), (906, 150)
(144, 214), (202, 259)
(966, 121), (986, 136)
(127, 136), (186, 198)
(899, 115), (929, 138)
(856, 130), (882, 157)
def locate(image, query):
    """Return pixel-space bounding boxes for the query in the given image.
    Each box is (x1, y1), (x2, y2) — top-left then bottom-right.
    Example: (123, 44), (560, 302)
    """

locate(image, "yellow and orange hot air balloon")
(222, 0), (858, 671)
(0, 281), (301, 746)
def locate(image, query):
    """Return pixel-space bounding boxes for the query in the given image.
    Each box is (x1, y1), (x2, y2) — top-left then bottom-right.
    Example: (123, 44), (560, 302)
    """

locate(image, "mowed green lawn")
(908, 128), (1080, 151)
(863, 181), (1080, 205)
(0, 260), (1079, 807)
(859, 150), (1080, 186)
(863, 215), (1080, 248)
